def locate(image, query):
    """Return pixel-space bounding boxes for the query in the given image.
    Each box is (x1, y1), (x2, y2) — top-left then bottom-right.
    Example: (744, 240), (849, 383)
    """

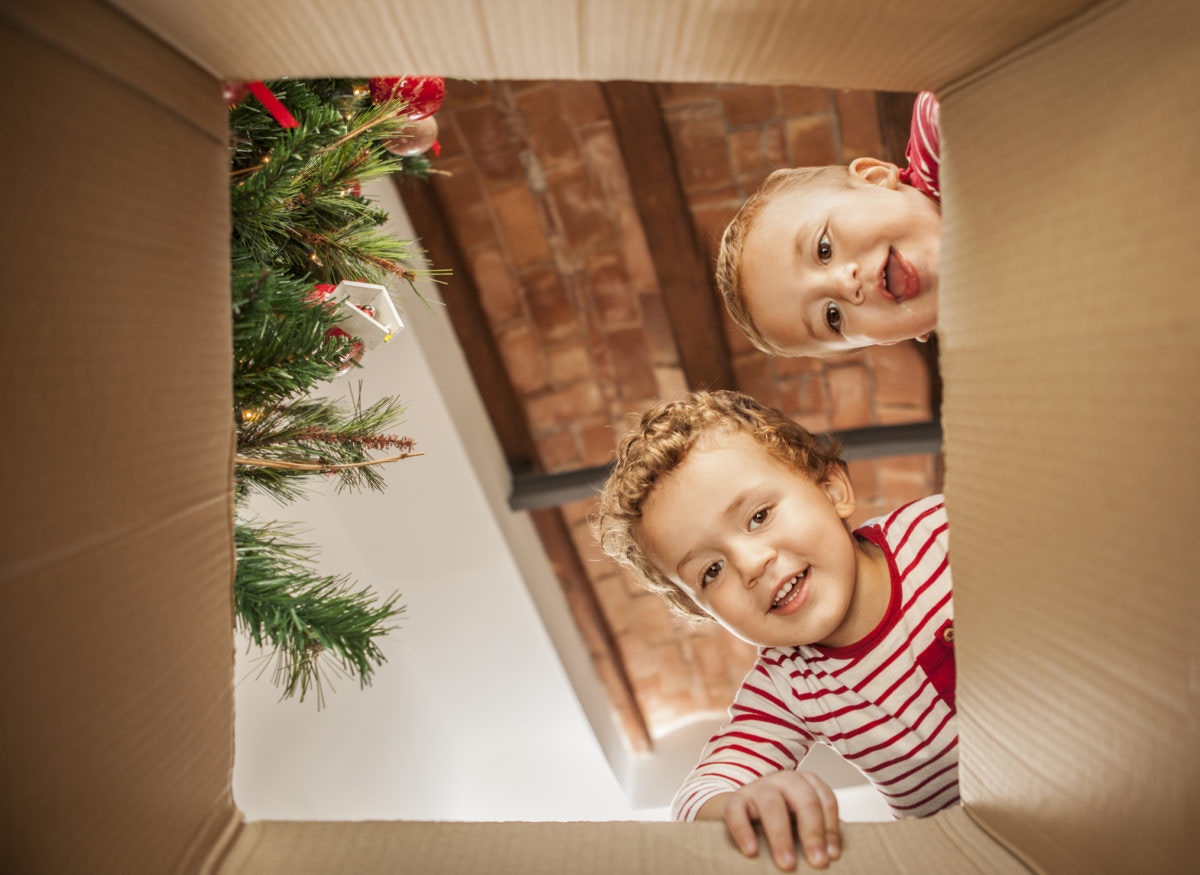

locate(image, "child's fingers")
(799, 772), (842, 860)
(780, 778), (832, 869)
(752, 793), (800, 871)
(721, 798), (760, 859)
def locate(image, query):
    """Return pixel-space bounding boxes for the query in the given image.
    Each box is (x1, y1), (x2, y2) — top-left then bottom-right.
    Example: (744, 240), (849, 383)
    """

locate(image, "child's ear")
(822, 464), (857, 521)
(849, 157), (901, 190)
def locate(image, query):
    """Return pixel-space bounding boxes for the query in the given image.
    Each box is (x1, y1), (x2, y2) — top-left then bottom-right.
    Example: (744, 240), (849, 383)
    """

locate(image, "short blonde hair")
(717, 166), (852, 356)
(592, 390), (844, 620)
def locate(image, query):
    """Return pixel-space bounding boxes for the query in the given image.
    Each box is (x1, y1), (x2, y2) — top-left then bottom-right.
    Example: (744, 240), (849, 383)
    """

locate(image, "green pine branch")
(234, 520), (404, 707)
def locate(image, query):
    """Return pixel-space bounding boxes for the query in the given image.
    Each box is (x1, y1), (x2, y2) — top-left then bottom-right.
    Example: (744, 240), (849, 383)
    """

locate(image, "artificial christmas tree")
(229, 77), (446, 702)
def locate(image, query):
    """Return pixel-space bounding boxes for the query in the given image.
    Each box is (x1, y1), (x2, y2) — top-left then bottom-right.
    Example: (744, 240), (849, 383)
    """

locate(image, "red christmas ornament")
(384, 115), (439, 157)
(222, 81), (250, 107)
(369, 76), (446, 120)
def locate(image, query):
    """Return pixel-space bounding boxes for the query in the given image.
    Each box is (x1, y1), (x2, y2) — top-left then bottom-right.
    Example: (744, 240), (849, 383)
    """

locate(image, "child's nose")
(737, 540), (775, 588)
(834, 262), (864, 303)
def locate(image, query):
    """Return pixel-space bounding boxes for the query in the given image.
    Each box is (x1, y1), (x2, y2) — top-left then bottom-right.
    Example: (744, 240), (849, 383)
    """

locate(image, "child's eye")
(701, 561), (723, 588)
(749, 507), (770, 530)
(817, 231), (833, 264)
(825, 302), (843, 334)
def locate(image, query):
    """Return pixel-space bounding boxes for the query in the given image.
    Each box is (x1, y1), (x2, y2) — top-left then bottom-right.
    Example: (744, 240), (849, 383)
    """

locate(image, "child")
(719, 92), (942, 358)
(594, 390), (956, 871)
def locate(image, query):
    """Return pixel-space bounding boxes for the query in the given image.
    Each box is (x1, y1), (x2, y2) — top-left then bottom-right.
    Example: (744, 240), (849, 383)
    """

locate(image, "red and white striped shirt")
(672, 495), (957, 822)
(898, 91), (941, 204)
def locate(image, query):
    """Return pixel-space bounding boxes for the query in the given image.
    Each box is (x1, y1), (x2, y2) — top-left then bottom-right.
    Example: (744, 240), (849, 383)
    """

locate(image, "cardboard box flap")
(0, 1), (239, 872)
(111, 0), (1094, 90)
(218, 809), (1028, 875)
(939, 0), (1199, 871)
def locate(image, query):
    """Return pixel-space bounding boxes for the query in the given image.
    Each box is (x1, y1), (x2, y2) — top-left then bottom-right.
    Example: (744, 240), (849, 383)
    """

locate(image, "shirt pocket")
(916, 619), (956, 711)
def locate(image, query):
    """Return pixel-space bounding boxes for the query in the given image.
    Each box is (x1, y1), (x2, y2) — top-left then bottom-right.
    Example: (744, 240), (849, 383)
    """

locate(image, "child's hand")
(700, 771), (841, 871)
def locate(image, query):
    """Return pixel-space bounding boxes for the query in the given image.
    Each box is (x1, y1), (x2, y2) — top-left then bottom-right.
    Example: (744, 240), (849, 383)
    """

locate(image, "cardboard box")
(1, 0), (1194, 871)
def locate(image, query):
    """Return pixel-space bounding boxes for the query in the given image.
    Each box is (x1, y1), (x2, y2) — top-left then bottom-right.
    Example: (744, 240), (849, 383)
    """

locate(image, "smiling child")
(594, 390), (957, 871)
(719, 92), (942, 357)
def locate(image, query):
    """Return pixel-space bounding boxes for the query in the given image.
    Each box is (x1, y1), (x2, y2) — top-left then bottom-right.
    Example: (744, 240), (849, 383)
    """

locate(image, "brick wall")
(425, 79), (940, 745)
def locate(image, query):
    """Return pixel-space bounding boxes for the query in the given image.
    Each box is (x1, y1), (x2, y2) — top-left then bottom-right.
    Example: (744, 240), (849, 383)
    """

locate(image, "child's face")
(640, 429), (881, 649)
(741, 161), (941, 356)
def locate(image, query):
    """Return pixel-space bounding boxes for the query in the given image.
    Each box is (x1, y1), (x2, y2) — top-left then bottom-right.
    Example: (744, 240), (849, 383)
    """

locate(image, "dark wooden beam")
(393, 177), (537, 471)
(601, 82), (737, 392)
(530, 508), (653, 754)
(510, 420), (944, 511)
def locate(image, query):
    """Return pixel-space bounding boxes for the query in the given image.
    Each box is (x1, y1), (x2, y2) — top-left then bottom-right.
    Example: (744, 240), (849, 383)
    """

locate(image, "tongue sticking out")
(885, 249), (919, 302)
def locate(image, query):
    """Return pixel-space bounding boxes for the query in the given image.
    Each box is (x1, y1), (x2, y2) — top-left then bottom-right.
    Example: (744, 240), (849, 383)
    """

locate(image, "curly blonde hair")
(717, 166), (852, 356)
(592, 390), (844, 620)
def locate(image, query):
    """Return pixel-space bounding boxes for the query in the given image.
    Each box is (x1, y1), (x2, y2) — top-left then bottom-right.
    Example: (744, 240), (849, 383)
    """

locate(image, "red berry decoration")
(369, 76), (446, 120)
(222, 80), (250, 107)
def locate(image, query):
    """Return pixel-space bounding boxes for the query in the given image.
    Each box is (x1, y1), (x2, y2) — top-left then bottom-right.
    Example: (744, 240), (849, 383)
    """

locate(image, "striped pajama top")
(672, 494), (958, 822)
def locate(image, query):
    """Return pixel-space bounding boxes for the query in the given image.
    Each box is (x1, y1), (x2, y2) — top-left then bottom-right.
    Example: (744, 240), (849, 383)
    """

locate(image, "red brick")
(836, 89), (884, 161)
(557, 81), (610, 127)
(654, 366), (689, 401)
(773, 354), (825, 378)
(665, 104), (735, 192)
(655, 83), (721, 108)
(630, 593), (681, 646)
(491, 183), (552, 268)
(827, 362), (874, 429)
(525, 380), (605, 426)
(686, 185), (742, 260)
(496, 323), (547, 395)
(581, 125), (633, 210)
(432, 158), (496, 245)
(546, 340), (592, 386)
(468, 244), (522, 327)
(619, 624), (660, 682)
(588, 249), (638, 326)
(723, 310), (759, 356)
(444, 79), (493, 108)
(638, 292), (680, 365)
(558, 497), (594, 529)
(592, 573), (634, 635)
(517, 85), (581, 173)
(652, 642), (695, 696)
(761, 122), (788, 173)
(846, 459), (880, 510)
(455, 101), (523, 181)
(605, 326), (658, 402)
(786, 116), (838, 167)
(733, 353), (779, 408)
(729, 128), (771, 181)
(866, 341), (932, 422)
(720, 85), (780, 128)
(877, 454), (939, 507)
(522, 267), (577, 343)
(580, 418), (618, 467)
(548, 162), (612, 251)
(780, 86), (832, 117)
(617, 204), (659, 292)
(535, 428), (581, 472)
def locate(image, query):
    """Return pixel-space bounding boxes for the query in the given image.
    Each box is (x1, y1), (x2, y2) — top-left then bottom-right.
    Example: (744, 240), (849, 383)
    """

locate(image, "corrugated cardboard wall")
(939, 0), (1199, 871)
(0, 2), (239, 872)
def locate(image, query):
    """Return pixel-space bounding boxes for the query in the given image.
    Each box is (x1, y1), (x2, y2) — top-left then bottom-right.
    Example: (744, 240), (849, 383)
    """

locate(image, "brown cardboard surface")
(219, 808), (1027, 874)
(0, 2), (238, 873)
(111, 0), (1094, 90)
(3, 0), (1196, 872)
(938, 0), (1199, 871)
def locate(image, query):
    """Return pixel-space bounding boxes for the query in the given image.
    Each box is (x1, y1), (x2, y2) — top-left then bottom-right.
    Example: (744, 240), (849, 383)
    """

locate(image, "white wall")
(232, 183), (644, 821)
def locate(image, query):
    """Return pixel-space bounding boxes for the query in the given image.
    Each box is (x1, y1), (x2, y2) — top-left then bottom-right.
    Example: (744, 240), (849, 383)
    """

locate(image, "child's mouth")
(770, 569), (810, 614)
(881, 248), (920, 303)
